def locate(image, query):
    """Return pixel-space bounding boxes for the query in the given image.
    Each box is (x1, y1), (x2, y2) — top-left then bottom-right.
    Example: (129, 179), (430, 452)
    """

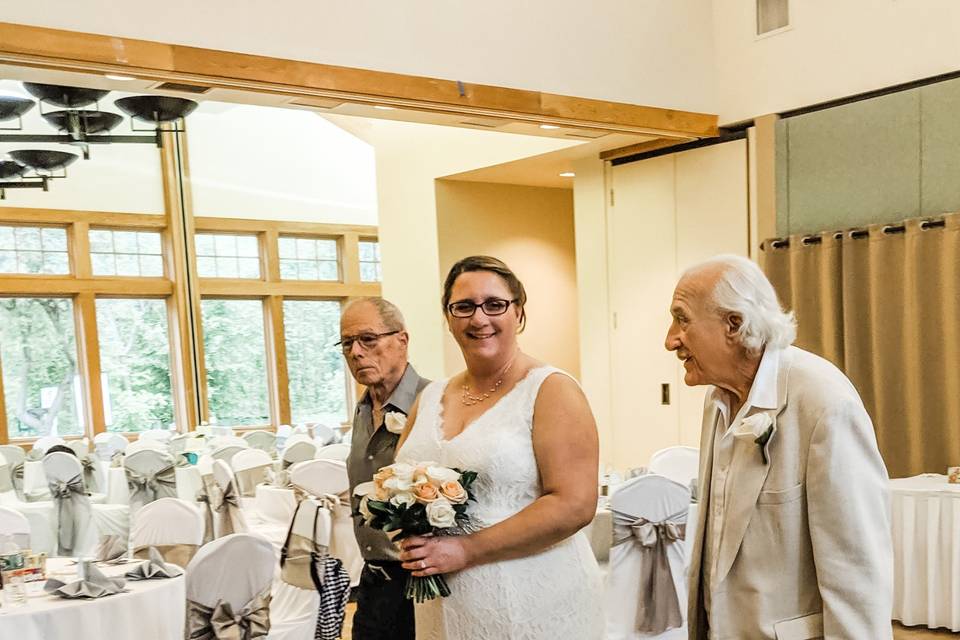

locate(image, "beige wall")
(435, 180), (579, 379)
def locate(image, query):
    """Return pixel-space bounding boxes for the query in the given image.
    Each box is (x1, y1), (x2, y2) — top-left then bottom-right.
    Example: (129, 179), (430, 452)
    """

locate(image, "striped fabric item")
(315, 556), (351, 640)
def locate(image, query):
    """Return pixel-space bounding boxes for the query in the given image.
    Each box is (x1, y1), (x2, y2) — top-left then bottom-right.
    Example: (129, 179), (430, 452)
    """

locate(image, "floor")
(341, 606), (956, 639)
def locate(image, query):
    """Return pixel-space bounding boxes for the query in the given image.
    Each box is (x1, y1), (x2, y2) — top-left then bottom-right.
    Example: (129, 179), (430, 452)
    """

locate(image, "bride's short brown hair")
(442, 255), (527, 333)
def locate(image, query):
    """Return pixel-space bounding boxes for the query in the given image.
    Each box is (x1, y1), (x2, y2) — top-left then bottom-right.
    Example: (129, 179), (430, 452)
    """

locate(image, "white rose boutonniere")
(384, 411), (407, 434)
(733, 413), (776, 464)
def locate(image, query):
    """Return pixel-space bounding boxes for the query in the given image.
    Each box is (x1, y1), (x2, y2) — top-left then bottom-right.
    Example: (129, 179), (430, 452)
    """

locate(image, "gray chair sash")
(213, 480), (241, 539)
(111, 451), (125, 468)
(49, 473), (91, 555)
(133, 543), (198, 571)
(80, 455), (99, 493)
(126, 463), (178, 508)
(11, 461), (24, 497)
(196, 478), (218, 545)
(186, 588), (271, 639)
(611, 508), (687, 635)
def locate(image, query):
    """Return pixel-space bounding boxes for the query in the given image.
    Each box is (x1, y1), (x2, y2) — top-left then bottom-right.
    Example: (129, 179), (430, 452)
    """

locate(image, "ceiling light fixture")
(373, 105), (396, 111)
(559, 171), (576, 178)
(104, 74), (137, 81)
(540, 124), (560, 130)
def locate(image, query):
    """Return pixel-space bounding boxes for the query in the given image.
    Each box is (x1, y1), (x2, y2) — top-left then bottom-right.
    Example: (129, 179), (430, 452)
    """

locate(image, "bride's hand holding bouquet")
(355, 461), (478, 602)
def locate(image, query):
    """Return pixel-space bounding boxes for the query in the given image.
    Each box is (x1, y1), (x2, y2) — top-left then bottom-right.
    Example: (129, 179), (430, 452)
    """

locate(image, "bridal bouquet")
(355, 462), (478, 602)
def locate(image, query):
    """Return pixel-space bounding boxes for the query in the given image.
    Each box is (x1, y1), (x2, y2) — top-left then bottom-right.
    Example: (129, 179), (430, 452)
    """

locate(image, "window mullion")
(74, 291), (106, 437)
(264, 295), (291, 426)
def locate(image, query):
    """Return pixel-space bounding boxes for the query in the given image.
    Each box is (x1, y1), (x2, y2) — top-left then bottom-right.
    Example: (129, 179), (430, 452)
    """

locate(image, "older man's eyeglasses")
(447, 298), (517, 318)
(335, 330), (400, 353)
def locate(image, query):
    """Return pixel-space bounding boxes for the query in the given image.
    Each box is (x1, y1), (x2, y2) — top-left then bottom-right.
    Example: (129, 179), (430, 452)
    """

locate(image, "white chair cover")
(283, 434), (313, 451)
(243, 430), (277, 454)
(211, 444), (247, 467)
(94, 432), (129, 461)
(125, 439), (168, 456)
(68, 439), (90, 458)
(125, 450), (179, 513)
(605, 474), (690, 640)
(340, 430), (352, 445)
(185, 533), (275, 638)
(43, 452), (96, 556)
(132, 497), (204, 568)
(0, 505), (31, 549)
(32, 436), (66, 454)
(312, 425), (338, 446)
(231, 449), (273, 497)
(289, 460), (350, 498)
(0, 445), (27, 499)
(648, 446), (700, 488)
(315, 443), (350, 462)
(292, 425), (310, 436)
(196, 454), (215, 477)
(213, 460), (247, 538)
(281, 442), (316, 468)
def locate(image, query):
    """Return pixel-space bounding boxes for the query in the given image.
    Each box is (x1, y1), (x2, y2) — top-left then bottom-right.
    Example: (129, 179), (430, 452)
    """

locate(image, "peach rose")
(414, 482), (440, 504)
(439, 480), (468, 504)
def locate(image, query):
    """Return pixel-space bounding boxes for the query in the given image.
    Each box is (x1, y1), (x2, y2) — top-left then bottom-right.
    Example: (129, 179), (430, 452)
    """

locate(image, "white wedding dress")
(397, 366), (604, 640)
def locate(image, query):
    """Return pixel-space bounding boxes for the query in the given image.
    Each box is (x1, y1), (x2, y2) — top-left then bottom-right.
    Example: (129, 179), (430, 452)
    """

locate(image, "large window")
(279, 236), (338, 281)
(89, 229), (164, 277)
(0, 225), (69, 275)
(0, 298), (83, 438)
(201, 299), (270, 426)
(284, 300), (347, 425)
(96, 298), (174, 432)
(359, 240), (382, 282)
(195, 233), (261, 278)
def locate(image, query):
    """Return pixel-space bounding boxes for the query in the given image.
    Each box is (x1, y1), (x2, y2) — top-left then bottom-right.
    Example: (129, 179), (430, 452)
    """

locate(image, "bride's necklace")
(461, 357), (516, 406)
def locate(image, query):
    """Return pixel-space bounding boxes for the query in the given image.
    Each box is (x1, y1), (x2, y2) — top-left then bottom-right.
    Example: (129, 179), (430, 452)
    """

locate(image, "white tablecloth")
(891, 473), (960, 632)
(0, 557), (185, 640)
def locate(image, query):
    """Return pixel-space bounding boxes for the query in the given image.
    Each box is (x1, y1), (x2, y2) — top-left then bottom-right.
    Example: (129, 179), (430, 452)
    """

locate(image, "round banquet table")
(0, 557), (185, 640)
(890, 473), (960, 632)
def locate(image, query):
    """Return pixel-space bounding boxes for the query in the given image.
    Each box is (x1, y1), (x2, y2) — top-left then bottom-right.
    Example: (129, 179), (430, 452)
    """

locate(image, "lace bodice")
(397, 366), (603, 640)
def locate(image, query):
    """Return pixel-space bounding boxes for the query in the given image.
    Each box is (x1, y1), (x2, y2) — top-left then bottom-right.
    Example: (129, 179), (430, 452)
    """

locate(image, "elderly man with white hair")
(665, 255), (892, 640)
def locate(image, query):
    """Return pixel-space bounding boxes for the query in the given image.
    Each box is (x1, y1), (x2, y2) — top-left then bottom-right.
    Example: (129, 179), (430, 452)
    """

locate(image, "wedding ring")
(419, 560), (426, 570)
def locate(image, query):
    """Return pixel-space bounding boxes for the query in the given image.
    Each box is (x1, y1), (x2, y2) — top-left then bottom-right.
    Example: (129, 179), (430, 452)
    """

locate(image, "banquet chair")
(289, 459), (362, 586)
(231, 448), (274, 497)
(67, 439), (90, 458)
(124, 449), (179, 513)
(94, 432), (128, 461)
(211, 443), (248, 467)
(312, 424), (338, 446)
(43, 451), (97, 555)
(281, 442), (316, 469)
(339, 429), (352, 445)
(315, 443), (350, 462)
(605, 474), (691, 640)
(0, 505), (31, 549)
(132, 497), (204, 569)
(275, 424), (293, 451)
(185, 533), (275, 639)
(283, 433), (313, 451)
(244, 430), (278, 455)
(32, 436), (66, 455)
(125, 438), (168, 456)
(213, 459), (247, 538)
(168, 433), (190, 456)
(648, 446), (699, 488)
(0, 445), (27, 499)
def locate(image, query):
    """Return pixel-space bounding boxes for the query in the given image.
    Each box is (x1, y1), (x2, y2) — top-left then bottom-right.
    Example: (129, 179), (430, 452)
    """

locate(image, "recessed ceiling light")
(559, 172), (576, 178)
(540, 124), (560, 130)
(104, 74), (137, 81)
(373, 105), (396, 111)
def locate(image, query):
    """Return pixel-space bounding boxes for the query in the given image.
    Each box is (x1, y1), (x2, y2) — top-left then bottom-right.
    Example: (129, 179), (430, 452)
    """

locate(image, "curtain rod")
(763, 218), (947, 250)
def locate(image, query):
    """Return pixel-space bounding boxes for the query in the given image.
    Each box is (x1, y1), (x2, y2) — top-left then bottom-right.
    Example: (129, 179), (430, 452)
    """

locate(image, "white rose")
(358, 495), (375, 524)
(425, 498), (457, 528)
(733, 413), (774, 439)
(384, 411), (407, 434)
(391, 463), (416, 483)
(390, 491), (417, 508)
(426, 465), (460, 484)
(384, 475), (414, 492)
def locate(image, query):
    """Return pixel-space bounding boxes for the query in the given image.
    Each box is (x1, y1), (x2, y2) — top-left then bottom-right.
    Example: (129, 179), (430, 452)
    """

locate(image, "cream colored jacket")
(688, 346), (893, 640)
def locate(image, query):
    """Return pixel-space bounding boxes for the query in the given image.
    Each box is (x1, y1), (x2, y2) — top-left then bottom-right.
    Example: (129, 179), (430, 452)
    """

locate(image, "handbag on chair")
(280, 495), (333, 591)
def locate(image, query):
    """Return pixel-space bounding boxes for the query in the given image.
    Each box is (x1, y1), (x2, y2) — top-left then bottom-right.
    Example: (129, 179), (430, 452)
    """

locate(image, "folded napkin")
(126, 546), (184, 580)
(96, 534), (128, 562)
(44, 563), (126, 599)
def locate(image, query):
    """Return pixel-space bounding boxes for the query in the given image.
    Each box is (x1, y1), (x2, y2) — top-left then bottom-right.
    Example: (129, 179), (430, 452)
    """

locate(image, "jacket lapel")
(688, 400), (722, 639)
(713, 348), (793, 585)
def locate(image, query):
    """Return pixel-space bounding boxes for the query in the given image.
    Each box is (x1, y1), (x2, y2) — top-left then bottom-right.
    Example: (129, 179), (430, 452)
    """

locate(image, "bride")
(396, 255), (603, 640)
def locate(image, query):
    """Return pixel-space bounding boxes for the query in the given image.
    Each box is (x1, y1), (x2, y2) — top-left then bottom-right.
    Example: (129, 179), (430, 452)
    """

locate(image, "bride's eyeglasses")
(447, 298), (518, 318)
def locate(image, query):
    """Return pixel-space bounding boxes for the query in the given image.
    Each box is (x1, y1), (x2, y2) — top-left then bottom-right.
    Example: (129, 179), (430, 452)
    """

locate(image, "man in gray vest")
(341, 297), (429, 640)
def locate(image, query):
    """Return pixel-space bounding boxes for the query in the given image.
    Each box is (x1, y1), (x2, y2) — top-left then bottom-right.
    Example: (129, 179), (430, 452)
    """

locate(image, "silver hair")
(344, 297), (406, 332)
(683, 254), (796, 356)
